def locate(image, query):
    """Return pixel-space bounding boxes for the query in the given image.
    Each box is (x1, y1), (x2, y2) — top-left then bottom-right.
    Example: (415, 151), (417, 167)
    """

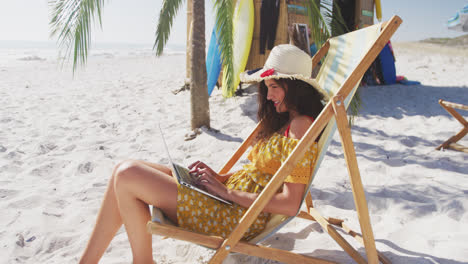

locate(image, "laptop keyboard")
(175, 164), (196, 185)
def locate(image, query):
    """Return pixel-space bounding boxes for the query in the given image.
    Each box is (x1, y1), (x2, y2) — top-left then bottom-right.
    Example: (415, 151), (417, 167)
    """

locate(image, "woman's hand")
(188, 161), (231, 200)
(188, 161), (231, 183)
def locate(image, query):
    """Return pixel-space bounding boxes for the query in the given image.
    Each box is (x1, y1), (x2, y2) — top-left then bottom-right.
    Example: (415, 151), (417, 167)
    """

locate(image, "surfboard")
(374, 0), (382, 22)
(221, 0), (254, 97)
(206, 27), (222, 96)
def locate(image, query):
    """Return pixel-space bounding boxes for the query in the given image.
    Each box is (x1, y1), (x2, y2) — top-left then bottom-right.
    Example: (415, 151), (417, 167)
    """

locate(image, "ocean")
(0, 40), (186, 65)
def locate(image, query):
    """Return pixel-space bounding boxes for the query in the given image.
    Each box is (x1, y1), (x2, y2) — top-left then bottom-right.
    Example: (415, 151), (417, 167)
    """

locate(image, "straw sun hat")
(240, 44), (330, 101)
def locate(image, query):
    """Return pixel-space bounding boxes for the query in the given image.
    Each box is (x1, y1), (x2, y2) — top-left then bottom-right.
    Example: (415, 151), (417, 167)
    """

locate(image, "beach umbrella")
(447, 4), (468, 32)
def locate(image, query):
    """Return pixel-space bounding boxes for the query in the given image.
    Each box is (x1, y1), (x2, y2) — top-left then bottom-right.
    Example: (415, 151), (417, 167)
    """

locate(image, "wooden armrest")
(439, 99), (468, 111)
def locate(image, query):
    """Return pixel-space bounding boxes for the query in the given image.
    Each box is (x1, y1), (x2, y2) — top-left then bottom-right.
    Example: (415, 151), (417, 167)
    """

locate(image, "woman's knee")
(113, 160), (141, 191)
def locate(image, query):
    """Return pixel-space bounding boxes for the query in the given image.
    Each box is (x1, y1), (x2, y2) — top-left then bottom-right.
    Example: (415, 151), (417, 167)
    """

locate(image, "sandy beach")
(0, 41), (467, 263)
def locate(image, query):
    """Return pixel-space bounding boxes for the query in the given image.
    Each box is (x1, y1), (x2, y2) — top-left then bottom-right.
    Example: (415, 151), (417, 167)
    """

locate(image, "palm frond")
(305, 0), (360, 124)
(213, 0), (234, 97)
(305, 0), (331, 49)
(329, 2), (349, 36)
(154, 0), (185, 56)
(49, 0), (105, 70)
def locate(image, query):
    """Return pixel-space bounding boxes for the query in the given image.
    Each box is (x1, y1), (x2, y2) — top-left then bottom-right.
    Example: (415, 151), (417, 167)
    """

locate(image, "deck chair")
(147, 16), (402, 264)
(435, 99), (468, 153)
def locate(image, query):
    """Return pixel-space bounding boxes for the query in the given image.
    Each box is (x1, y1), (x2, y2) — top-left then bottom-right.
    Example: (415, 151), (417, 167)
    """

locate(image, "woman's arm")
(288, 115), (314, 140)
(191, 162), (305, 216)
(194, 162), (306, 217)
(226, 182), (305, 216)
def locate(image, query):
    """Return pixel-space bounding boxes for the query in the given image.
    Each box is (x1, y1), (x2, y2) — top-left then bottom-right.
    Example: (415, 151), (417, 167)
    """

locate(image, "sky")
(0, 0), (467, 47)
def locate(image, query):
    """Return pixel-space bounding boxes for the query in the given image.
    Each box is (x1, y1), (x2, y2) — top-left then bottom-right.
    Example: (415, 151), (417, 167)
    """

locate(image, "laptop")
(158, 125), (233, 206)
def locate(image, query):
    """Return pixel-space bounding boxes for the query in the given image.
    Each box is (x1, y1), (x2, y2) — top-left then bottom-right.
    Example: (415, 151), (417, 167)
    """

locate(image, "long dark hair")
(257, 78), (325, 140)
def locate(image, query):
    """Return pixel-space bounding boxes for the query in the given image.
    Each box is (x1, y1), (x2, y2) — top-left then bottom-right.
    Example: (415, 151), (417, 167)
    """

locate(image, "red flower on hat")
(260, 68), (275, 77)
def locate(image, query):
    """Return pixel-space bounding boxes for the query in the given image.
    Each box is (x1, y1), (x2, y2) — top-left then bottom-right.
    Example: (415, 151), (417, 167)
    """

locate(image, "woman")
(79, 44), (329, 264)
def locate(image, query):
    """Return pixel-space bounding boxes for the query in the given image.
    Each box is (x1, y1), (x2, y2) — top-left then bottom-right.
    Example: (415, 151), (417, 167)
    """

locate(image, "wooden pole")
(305, 191), (314, 213)
(332, 96), (378, 264)
(354, 0), (361, 29)
(355, 0), (375, 29)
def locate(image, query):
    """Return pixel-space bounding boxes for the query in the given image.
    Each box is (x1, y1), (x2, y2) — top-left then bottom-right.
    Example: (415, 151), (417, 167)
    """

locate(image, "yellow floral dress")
(176, 133), (318, 241)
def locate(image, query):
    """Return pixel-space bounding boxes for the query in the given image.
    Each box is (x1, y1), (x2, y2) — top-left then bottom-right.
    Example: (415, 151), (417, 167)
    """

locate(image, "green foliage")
(305, 0), (362, 123)
(305, 0), (330, 50)
(154, 0), (185, 56)
(305, 0), (349, 49)
(213, 0), (234, 98)
(153, 0), (234, 97)
(50, 0), (105, 71)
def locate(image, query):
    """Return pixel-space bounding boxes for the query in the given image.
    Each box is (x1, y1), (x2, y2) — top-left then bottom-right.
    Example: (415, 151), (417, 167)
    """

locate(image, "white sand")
(1, 42), (467, 263)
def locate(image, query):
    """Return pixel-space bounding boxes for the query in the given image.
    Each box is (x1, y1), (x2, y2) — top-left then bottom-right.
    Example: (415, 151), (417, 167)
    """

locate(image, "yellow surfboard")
(222, 0), (254, 97)
(375, 0), (382, 22)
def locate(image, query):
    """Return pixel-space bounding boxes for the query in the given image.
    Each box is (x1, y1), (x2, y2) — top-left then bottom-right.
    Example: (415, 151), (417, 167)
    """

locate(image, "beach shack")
(185, 0), (377, 85)
(245, 0), (377, 72)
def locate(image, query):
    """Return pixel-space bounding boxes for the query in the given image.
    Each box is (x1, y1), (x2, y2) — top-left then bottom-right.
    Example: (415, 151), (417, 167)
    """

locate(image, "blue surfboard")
(206, 26), (222, 96)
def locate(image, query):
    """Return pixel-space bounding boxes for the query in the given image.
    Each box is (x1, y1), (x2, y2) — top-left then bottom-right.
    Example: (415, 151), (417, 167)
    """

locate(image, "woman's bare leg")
(79, 163), (125, 264)
(113, 160), (178, 263)
(79, 160), (175, 264)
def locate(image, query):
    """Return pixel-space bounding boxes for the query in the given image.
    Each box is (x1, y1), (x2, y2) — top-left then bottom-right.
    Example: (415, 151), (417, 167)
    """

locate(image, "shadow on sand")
(202, 127), (244, 143)
(358, 84), (468, 119)
(230, 223), (466, 264)
(328, 84), (468, 174)
(238, 84), (259, 122)
(350, 125), (468, 174)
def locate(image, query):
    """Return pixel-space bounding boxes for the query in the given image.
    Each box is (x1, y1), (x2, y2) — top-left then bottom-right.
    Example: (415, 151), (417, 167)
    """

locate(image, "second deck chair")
(435, 99), (468, 153)
(147, 16), (402, 264)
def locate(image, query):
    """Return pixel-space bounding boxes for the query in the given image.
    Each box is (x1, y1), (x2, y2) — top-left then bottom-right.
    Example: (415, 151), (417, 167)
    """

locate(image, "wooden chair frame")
(148, 16), (402, 264)
(435, 100), (468, 153)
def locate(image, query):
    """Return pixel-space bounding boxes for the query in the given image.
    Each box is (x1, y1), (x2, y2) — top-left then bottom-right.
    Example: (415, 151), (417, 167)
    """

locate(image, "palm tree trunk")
(186, 0), (192, 81)
(190, 0), (210, 129)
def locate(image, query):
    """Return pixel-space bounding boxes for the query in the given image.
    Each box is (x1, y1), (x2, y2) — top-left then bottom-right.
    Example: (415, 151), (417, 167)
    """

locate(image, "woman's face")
(265, 79), (287, 113)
